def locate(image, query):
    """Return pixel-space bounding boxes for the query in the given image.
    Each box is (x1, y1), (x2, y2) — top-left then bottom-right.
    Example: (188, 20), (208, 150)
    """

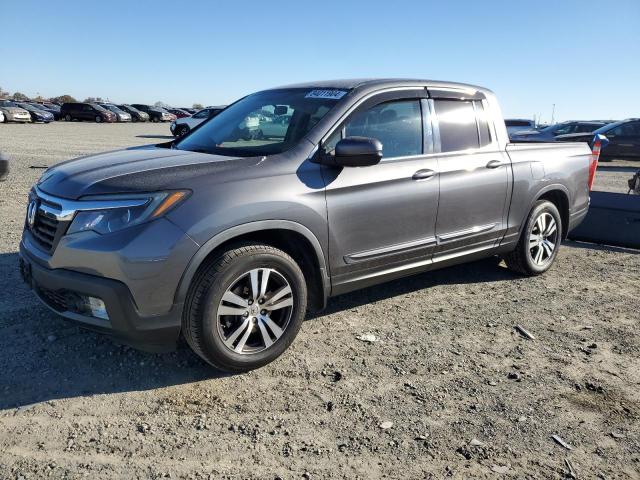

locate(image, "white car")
(0, 102), (31, 123)
(170, 106), (225, 137)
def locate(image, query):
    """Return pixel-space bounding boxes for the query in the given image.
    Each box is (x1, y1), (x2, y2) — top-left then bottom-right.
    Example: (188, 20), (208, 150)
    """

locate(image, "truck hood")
(37, 146), (262, 199)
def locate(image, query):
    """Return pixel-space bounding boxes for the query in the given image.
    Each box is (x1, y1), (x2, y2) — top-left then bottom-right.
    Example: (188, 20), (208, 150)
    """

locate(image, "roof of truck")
(272, 78), (490, 95)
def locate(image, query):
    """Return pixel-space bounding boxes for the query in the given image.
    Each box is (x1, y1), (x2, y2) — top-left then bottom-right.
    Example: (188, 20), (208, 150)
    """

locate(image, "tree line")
(0, 86), (204, 109)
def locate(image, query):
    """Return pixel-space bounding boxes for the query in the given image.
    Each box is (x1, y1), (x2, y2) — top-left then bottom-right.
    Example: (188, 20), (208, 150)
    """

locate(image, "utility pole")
(551, 104), (556, 125)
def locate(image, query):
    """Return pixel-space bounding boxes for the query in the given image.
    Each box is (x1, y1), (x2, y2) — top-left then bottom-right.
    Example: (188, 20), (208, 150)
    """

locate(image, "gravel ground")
(0, 122), (639, 479)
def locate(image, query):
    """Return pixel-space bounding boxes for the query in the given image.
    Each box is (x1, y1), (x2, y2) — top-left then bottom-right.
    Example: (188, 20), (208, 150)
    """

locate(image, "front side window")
(176, 88), (343, 157)
(333, 100), (423, 159)
(434, 99), (479, 152)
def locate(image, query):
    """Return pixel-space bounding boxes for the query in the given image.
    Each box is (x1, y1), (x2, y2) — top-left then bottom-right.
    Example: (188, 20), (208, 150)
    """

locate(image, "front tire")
(183, 244), (307, 372)
(504, 200), (562, 275)
(95, 115), (103, 123)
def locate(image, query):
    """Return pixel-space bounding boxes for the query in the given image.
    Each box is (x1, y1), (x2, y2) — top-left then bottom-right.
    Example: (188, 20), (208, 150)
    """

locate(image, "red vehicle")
(167, 108), (191, 118)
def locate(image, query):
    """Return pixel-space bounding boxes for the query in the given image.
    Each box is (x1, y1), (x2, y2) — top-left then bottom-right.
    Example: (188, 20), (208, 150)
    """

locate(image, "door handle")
(412, 169), (436, 180)
(486, 160), (508, 169)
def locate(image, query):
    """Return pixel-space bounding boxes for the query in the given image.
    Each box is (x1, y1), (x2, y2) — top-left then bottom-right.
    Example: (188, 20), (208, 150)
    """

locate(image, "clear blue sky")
(2, 0), (639, 122)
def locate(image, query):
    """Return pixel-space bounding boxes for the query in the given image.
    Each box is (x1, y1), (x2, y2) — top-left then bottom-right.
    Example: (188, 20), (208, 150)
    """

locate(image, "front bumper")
(19, 244), (182, 351)
(8, 113), (31, 122)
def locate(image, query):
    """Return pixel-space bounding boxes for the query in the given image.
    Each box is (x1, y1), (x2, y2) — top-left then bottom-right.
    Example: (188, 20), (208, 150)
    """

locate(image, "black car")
(130, 104), (176, 122)
(31, 103), (62, 120)
(61, 102), (116, 123)
(556, 118), (640, 159)
(117, 104), (149, 122)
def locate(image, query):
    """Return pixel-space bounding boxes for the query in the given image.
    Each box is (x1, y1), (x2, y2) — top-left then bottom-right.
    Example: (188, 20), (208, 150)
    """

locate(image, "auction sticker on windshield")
(305, 90), (347, 100)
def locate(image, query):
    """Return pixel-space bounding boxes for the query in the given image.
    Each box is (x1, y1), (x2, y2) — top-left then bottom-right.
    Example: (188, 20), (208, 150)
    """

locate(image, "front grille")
(31, 210), (58, 251)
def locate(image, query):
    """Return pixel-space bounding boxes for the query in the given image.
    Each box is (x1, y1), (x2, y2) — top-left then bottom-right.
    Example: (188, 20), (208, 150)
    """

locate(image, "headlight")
(67, 190), (190, 235)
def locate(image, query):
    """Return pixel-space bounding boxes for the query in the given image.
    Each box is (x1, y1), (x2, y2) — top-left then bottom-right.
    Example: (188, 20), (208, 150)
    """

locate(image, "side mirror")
(317, 136), (382, 167)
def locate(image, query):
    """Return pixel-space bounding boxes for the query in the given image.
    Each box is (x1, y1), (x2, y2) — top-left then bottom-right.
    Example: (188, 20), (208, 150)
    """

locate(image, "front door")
(429, 96), (510, 261)
(322, 90), (440, 292)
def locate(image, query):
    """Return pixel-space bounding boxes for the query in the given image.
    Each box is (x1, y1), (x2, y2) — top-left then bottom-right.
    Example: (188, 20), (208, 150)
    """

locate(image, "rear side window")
(344, 100), (423, 159)
(434, 99), (479, 152)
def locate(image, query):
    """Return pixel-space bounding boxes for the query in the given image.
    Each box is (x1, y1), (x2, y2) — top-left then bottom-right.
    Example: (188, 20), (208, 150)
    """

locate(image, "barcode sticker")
(305, 89), (347, 100)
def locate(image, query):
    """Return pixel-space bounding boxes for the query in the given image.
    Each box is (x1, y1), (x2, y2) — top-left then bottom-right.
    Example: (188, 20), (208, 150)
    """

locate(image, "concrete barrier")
(568, 191), (640, 249)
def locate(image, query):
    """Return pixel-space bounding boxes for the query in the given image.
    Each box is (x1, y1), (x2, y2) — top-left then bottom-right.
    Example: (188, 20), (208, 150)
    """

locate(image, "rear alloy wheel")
(95, 115), (103, 123)
(65, 114), (72, 121)
(504, 200), (562, 275)
(183, 244), (307, 372)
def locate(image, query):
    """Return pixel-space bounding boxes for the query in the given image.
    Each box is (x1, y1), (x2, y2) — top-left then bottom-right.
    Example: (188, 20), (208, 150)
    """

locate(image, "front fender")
(172, 219), (329, 309)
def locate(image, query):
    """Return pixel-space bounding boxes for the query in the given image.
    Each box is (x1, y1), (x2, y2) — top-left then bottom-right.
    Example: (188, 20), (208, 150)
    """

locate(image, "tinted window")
(343, 100), (423, 159)
(434, 99), (479, 152)
(505, 120), (533, 127)
(192, 109), (209, 119)
(610, 122), (640, 136)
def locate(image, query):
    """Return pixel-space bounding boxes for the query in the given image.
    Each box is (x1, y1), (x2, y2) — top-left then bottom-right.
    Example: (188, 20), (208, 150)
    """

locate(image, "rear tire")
(95, 115), (102, 123)
(132, 116), (138, 122)
(64, 114), (72, 121)
(504, 200), (562, 275)
(183, 243), (307, 372)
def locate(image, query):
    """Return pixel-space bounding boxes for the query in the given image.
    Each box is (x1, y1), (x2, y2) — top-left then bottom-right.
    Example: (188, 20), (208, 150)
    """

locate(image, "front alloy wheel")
(218, 268), (293, 354)
(183, 243), (307, 372)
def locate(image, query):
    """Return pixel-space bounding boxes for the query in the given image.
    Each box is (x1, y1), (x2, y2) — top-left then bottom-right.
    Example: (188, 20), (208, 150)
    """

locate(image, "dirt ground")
(0, 122), (639, 479)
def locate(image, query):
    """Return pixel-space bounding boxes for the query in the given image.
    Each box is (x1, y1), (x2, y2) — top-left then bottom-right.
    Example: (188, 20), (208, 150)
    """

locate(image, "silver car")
(0, 102), (31, 123)
(100, 104), (132, 122)
(170, 106), (226, 137)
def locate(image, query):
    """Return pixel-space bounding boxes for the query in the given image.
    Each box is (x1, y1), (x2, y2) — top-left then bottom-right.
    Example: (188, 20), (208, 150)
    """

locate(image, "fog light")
(80, 296), (109, 320)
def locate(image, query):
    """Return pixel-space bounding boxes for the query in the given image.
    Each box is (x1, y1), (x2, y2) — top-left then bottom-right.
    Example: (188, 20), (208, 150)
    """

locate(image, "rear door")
(322, 89), (440, 291)
(429, 90), (510, 260)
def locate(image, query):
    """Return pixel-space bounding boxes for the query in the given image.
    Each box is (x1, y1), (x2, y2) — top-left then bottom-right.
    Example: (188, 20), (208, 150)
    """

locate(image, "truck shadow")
(0, 242), (619, 409)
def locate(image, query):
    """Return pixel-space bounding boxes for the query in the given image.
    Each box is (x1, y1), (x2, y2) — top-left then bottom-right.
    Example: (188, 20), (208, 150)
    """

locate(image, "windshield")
(175, 88), (344, 157)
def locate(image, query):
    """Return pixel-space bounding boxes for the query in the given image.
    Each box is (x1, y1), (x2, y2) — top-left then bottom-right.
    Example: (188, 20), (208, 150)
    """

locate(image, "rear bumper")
(19, 244), (182, 352)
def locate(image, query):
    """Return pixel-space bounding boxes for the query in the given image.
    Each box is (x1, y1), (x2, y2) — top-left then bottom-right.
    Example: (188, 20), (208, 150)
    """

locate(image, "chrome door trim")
(344, 236), (437, 263)
(437, 223), (497, 244)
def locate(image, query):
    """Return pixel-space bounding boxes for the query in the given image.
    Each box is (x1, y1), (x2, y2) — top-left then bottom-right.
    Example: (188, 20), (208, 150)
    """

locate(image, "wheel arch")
(175, 221), (330, 316)
(533, 185), (570, 239)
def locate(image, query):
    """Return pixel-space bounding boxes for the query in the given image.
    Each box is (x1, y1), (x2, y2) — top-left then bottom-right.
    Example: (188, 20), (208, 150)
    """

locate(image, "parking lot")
(0, 122), (639, 479)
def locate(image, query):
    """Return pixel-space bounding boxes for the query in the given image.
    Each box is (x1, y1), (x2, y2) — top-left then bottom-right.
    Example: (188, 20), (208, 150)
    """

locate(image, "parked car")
(117, 104), (149, 122)
(33, 103), (62, 120)
(130, 104), (176, 122)
(19, 79), (595, 372)
(0, 101), (31, 123)
(167, 108), (191, 118)
(555, 118), (640, 159)
(181, 108), (198, 115)
(99, 104), (132, 122)
(170, 106), (226, 137)
(14, 102), (55, 123)
(510, 121), (609, 142)
(61, 102), (116, 123)
(505, 119), (536, 137)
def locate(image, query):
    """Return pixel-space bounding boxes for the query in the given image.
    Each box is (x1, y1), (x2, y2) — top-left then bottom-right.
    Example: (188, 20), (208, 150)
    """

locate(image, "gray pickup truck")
(19, 79), (597, 372)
